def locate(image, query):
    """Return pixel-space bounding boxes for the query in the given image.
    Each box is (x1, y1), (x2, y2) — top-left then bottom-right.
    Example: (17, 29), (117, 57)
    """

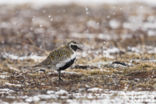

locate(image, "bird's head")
(67, 41), (83, 52)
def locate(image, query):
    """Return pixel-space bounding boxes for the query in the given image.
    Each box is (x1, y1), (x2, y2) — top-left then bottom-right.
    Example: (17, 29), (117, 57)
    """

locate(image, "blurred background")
(0, 0), (156, 104)
(0, 0), (156, 55)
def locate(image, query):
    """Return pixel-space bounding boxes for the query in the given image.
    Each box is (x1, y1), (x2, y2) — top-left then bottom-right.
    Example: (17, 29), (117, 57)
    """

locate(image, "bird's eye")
(70, 44), (78, 51)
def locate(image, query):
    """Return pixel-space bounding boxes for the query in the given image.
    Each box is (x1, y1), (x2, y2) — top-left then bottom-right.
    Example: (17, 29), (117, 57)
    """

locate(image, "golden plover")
(34, 41), (82, 80)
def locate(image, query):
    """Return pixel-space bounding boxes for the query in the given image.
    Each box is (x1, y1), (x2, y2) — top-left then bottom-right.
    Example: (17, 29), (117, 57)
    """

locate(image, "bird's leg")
(58, 70), (63, 81)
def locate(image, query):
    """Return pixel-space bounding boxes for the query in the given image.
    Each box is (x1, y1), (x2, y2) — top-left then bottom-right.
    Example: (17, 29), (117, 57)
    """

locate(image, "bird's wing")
(48, 46), (72, 63)
(34, 46), (72, 67)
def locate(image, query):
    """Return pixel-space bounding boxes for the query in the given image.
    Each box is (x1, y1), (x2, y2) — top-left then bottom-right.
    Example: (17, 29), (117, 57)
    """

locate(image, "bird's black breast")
(58, 58), (76, 71)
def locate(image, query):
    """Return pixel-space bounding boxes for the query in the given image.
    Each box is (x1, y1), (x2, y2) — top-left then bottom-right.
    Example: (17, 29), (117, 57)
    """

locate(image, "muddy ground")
(0, 3), (156, 104)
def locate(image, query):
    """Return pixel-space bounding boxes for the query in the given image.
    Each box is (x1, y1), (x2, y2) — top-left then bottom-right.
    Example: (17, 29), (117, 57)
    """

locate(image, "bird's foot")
(59, 78), (63, 81)
(58, 78), (63, 83)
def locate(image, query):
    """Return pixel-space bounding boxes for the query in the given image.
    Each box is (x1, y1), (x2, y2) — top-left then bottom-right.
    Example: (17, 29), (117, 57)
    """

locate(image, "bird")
(34, 41), (82, 81)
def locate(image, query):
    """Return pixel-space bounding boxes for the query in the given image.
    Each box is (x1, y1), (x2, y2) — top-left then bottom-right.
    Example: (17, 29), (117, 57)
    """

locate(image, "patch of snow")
(128, 45), (156, 54)
(72, 93), (87, 99)
(37, 94), (54, 99)
(147, 16), (155, 22)
(145, 46), (156, 54)
(68, 91), (156, 104)
(55, 89), (68, 95)
(90, 61), (110, 69)
(80, 51), (88, 57)
(103, 47), (120, 58)
(127, 46), (142, 53)
(142, 22), (156, 30)
(63, 71), (79, 75)
(121, 34), (133, 40)
(0, 100), (9, 104)
(87, 20), (99, 29)
(88, 88), (103, 92)
(32, 17), (50, 27)
(131, 59), (156, 63)
(110, 63), (127, 68)
(47, 90), (55, 94)
(25, 96), (40, 102)
(18, 95), (28, 99)
(0, 75), (7, 79)
(105, 47), (120, 54)
(0, 88), (14, 94)
(71, 33), (94, 39)
(34, 94), (59, 100)
(6, 96), (16, 99)
(85, 7), (89, 15)
(71, 33), (118, 40)
(5, 82), (22, 87)
(87, 93), (95, 99)
(7, 65), (20, 72)
(2, 53), (46, 62)
(123, 15), (156, 31)
(24, 90), (69, 102)
(97, 34), (118, 40)
(0, 22), (11, 29)
(123, 22), (142, 31)
(109, 19), (120, 29)
(147, 30), (156, 37)
(0, 73), (9, 79)
(2, 89), (155, 104)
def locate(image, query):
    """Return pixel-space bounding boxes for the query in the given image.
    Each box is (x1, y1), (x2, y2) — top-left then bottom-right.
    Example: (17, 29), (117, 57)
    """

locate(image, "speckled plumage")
(35, 45), (74, 69)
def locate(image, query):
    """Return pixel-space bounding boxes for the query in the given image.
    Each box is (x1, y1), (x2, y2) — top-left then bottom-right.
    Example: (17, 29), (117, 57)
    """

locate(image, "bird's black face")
(71, 44), (80, 51)
(68, 41), (82, 51)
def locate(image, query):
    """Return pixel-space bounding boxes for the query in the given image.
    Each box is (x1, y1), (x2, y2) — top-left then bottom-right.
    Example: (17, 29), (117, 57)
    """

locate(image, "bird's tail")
(20, 64), (42, 74)
(21, 65), (36, 73)
(32, 61), (44, 68)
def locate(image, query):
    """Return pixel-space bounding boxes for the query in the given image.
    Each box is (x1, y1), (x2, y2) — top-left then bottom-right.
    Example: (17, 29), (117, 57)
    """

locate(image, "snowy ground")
(0, 88), (155, 104)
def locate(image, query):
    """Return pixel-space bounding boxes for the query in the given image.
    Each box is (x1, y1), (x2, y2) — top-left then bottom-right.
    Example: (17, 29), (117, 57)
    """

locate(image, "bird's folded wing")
(34, 47), (72, 67)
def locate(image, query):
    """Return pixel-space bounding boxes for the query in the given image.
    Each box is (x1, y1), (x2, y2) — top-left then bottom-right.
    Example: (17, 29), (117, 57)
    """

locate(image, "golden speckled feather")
(35, 45), (73, 68)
